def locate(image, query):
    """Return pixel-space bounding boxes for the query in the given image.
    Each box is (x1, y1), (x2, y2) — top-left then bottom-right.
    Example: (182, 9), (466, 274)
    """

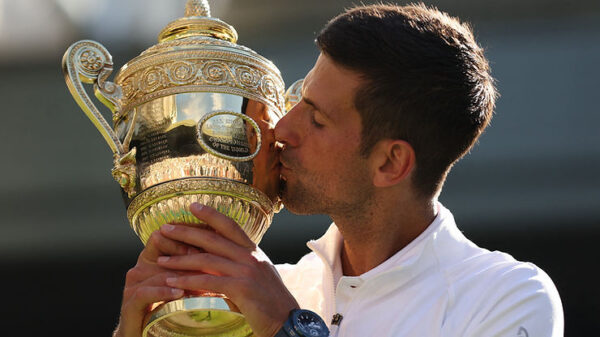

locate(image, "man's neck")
(332, 197), (437, 277)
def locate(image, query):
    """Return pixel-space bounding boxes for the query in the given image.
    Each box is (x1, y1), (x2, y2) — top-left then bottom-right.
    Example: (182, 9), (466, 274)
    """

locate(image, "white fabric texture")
(275, 204), (563, 337)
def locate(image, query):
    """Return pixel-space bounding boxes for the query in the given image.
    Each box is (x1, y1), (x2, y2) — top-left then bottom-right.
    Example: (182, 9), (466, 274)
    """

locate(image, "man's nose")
(275, 105), (300, 147)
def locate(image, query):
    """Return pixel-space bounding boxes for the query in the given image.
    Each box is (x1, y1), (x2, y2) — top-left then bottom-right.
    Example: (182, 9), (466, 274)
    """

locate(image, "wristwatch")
(274, 309), (330, 337)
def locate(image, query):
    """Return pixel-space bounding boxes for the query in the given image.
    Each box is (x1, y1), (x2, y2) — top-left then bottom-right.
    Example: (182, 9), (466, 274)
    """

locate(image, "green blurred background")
(1, 0), (598, 335)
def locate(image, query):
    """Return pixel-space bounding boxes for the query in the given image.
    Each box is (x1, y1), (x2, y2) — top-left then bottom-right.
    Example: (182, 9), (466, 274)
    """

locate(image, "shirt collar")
(306, 222), (344, 273)
(306, 202), (455, 280)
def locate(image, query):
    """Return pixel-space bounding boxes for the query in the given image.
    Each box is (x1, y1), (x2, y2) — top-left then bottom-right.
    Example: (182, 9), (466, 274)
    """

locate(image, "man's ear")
(370, 140), (416, 188)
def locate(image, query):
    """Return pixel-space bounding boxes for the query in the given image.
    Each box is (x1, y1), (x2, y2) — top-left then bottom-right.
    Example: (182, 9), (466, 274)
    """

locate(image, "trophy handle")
(62, 40), (125, 155)
(284, 79), (303, 113)
(63, 40), (138, 197)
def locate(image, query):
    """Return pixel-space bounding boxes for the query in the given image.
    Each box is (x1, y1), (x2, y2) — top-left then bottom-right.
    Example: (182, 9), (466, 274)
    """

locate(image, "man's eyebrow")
(303, 96), (331, 120)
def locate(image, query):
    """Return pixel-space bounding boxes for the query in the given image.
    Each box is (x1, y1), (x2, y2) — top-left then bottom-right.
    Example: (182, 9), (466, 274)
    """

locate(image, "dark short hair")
(316, 3), (497, 198)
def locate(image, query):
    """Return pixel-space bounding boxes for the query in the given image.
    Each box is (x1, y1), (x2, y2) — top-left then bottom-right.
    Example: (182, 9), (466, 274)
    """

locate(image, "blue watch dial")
(292, 309), (329, 337)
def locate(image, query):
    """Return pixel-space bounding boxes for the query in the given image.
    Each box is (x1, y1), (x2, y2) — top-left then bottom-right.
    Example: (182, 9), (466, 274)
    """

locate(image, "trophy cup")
(62, 1), (302, 336)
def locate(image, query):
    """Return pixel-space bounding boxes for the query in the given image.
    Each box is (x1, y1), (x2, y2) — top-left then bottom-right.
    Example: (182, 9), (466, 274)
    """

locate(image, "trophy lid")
(113, 0), (285, 124)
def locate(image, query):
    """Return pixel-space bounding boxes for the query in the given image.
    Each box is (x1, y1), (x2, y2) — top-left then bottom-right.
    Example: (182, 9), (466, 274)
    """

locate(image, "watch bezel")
(290, 309), (329, 337)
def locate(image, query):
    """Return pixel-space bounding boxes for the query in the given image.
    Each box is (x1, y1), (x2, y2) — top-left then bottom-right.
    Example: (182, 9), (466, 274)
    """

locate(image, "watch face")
(295, 311), (328, 337)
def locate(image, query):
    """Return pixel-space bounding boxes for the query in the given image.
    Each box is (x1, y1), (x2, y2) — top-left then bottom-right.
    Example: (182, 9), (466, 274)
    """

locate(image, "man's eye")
(311, 112), (325, 128)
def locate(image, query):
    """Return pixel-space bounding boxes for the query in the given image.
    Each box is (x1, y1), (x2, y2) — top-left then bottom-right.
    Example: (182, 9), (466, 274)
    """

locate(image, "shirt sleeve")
(464, 262), (563, 337)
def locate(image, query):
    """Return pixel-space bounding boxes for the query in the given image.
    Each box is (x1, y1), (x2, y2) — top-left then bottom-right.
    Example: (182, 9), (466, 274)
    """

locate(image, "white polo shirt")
(276, 204), (563, 336)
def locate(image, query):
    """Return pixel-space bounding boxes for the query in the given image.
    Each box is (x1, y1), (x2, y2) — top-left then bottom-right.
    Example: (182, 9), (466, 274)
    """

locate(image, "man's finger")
(125, 286), (185, 313)
(117, 284), (184, 337)
(165, 274), (234, 297)
(140, 230), (191, 262)
(157, 253), (241, 276)
(189, 203), (256, 249)
(127, 270), (179, 286)
(160, 224), (253, 263)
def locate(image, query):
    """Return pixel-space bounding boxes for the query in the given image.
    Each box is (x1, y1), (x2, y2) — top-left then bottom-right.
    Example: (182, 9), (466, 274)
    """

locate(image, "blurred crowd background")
(0, 0), (598, 335)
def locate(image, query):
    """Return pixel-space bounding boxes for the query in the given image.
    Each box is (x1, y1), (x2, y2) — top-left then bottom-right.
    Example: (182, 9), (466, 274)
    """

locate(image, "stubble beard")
(279, 176), (321, 215)
(279, 164), (374, 219)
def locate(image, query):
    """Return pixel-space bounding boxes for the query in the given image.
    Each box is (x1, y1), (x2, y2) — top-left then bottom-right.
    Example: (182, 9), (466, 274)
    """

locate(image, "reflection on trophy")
(62, 1), (302, 336)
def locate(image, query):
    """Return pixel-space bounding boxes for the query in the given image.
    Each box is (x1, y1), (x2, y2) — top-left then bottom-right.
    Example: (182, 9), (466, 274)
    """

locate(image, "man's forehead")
(302, 55), (337, 99)
(300, 57), (320, 98)
(302, 54), (361, 107)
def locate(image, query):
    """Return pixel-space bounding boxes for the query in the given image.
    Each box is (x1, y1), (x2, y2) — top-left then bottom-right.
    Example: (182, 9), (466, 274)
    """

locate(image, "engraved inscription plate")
(197, 111), (261, 161)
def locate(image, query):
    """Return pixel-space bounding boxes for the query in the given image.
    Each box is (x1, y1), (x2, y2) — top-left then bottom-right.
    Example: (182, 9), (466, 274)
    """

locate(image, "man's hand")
(113, 230), (195, 337)
(157, 203), (300, 337)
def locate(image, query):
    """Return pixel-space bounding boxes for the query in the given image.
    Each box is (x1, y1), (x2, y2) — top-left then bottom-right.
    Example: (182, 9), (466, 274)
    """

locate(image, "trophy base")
(143, 296), (253, 337)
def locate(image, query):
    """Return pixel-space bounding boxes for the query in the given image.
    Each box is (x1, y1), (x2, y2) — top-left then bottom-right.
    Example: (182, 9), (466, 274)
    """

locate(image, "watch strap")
(273, 309), (300, 337)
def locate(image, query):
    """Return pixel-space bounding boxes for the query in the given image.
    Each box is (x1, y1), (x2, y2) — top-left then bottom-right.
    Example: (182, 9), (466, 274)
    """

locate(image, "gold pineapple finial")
(158, 0), (237, 43)
(185, 0), (210, 17)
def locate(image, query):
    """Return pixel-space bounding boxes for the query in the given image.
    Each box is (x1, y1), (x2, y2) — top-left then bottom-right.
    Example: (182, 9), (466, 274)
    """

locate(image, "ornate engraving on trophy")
(78, 49), (103, 71)
(138, 132), (170, 164)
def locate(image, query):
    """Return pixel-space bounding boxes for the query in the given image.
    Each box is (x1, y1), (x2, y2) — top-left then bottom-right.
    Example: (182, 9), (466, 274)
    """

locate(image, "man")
(114, 3), (563, 337)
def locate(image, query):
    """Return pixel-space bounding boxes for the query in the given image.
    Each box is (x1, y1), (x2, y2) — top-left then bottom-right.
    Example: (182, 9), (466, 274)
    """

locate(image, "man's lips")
(279, 157), (292, 182)
(279, 163), (290, 181)
(279, 155), (293, 170)
(280, 161), (291, 170)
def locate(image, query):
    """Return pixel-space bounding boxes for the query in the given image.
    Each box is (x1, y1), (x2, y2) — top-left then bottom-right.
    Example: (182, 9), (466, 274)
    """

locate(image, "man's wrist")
(274, 309), (297, 337)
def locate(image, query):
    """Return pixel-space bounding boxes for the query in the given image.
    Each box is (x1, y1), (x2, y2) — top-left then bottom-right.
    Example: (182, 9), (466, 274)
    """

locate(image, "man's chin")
(279, 187), (318, 215)
(280, 202), (315, 215)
